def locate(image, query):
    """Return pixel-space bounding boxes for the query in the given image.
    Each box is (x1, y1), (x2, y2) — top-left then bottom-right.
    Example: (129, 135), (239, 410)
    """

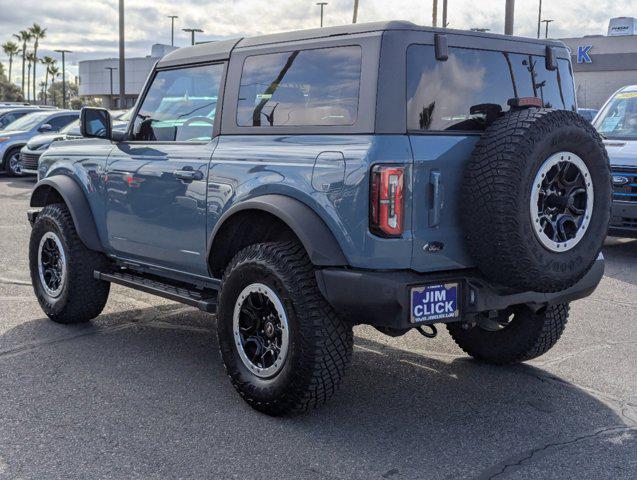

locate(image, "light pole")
(54, 49), (72, 109)
(442, 0), (448, 27)
(504, 0), (515, 35)
(537, 0), (542, 38)
(182, 28), (203, 46)
(316, 2), (328, 28)
(168, 15), (178, 46)
(542, 19), (554, 38)
(119, 0), (126, 109)
(432, 0), (438, 27)
(352, 0), (359, 24)
(105, 67), (117, 109)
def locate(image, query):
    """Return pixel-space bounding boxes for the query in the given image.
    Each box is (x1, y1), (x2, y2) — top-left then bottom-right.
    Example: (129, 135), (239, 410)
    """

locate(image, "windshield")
(593, 91), (637, 140)
(3, 111), (51, 132)
(116, 109), (132, 121)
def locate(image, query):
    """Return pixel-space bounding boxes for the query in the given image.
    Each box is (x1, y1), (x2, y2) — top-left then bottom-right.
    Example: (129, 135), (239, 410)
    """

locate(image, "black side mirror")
(38, 123), (53, 132)
(80, 107), (112, 139)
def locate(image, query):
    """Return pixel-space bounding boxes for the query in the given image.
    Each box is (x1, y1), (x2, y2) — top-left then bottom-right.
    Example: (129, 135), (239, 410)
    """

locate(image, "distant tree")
(38, 81), (47, 102)
(26, 51), (37, 102)
(0, 67), (23, 102)
(28, 23), (46, 102)
(2, 41), (20, 85)
(47, 65), (60, 105)
(41, 56), (55, 104)
(47, 80), (78, 108)
(13, 30), (32, 98)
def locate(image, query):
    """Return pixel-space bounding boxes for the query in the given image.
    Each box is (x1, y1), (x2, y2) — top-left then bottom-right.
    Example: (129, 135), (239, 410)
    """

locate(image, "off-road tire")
(462, 108), (611, 293)
(447, 304), (569, 364)
(4, 147), (22, 176)
(216, 241), (353, 416)
(29, 203), (110, 324)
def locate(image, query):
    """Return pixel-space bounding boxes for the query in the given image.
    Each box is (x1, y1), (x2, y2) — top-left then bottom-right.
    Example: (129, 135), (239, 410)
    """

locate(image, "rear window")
(406, 45), (576, 132)
(237, 46), (362, 127)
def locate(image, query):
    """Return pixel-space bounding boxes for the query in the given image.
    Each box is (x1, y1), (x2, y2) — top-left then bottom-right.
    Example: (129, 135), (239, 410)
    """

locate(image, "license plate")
(410, 283), (460, 323)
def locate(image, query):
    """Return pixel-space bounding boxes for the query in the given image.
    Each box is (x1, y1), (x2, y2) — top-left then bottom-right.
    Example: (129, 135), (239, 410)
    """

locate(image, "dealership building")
(78, 44), (177, 109)
(560, 17), (637, 109)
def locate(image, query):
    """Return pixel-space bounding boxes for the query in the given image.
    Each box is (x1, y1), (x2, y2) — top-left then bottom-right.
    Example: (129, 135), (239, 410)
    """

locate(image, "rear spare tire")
(462, 108), (611, 293)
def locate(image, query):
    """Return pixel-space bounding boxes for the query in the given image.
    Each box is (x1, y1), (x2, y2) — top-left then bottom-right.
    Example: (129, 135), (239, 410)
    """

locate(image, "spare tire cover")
(462, 108), (611, 293)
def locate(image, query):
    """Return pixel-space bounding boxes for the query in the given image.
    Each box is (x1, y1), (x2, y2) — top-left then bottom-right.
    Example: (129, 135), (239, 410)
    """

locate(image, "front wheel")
(447, 304), (569, 365)
(4, 148), (23, 176)
(216, 241), (353, 416)
(29, 203), (110, 324)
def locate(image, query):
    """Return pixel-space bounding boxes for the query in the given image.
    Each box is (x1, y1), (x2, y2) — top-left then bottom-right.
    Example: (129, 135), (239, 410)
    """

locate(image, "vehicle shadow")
(603, 236), (637, 286)
(0, 308), (633, 480)
(0, 173), (37, 195)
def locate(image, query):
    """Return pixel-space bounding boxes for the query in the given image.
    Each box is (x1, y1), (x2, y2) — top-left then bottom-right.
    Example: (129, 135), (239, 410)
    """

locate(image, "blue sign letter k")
(577, 45), (592, 64)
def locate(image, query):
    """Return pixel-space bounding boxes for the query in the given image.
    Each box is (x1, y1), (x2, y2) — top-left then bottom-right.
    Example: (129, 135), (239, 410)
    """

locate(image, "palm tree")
(2, 41), (20, 85)
(47, 65), (60, 106)
(41, 56), (55, 105)
(39, 81), (48, 102)
(26, 51), (37, 102)
(28, 23), (47, 102)
(13, 30), (32, 98)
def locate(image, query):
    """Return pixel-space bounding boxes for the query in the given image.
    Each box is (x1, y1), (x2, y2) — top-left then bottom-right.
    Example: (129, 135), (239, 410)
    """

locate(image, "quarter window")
(406, 45), (576, 132)
(237, 46), (362, 127)
(132, 63), (224, 142)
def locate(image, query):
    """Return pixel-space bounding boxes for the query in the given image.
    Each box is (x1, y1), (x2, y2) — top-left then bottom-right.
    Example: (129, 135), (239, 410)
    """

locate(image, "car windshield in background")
(406, 45), (576, 132)
(2, 111), (51, 132)
(593, 91), (637, 141)
(116, 109), (132, 122)
(237, 45), (362, 127)
(61, 119), (80, 134)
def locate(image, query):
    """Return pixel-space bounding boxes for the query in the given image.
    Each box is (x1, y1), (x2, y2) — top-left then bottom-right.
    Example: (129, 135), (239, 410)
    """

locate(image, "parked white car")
(593, 85), (637, 237)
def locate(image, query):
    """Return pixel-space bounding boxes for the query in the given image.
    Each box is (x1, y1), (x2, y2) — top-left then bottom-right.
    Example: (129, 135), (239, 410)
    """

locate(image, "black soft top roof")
(156, 20), (567, 68)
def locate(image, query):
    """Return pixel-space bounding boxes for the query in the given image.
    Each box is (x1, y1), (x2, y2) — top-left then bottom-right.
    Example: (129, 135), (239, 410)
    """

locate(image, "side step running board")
(95, 271), (218, 313)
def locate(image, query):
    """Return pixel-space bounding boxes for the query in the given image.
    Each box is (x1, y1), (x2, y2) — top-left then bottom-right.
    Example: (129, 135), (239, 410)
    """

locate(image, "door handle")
(429, 170), (443, 227)
(173, 169), (204, 181)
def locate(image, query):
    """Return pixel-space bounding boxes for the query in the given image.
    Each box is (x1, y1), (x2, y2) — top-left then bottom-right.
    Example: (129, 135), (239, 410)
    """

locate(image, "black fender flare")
(30, 176), (104, 252)
(209, 194), (347, 266)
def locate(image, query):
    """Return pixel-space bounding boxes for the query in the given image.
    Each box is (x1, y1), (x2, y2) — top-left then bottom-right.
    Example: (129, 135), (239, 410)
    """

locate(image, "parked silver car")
(19, 113), (130, 176)
(0, 110), (79, 176)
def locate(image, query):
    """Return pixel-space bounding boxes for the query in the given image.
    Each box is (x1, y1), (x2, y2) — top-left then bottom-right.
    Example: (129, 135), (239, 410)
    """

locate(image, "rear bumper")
(609, 200), (637, 238)
(315, 254), (604, 330)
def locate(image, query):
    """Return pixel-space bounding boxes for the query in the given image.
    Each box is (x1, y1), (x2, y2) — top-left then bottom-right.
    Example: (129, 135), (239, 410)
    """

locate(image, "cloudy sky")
(0, 0), (634, 84)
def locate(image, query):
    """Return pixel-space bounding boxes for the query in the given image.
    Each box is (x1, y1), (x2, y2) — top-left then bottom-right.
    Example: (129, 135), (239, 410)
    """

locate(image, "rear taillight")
(370, 165), (404, 237)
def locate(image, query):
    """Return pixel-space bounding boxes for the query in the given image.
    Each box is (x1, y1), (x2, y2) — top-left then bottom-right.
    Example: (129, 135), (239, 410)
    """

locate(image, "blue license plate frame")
(410, 283), (460, 324)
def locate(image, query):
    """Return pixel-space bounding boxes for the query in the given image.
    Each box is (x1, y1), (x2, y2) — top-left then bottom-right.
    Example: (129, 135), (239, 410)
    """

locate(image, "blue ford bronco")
(28, 22), (611, 415)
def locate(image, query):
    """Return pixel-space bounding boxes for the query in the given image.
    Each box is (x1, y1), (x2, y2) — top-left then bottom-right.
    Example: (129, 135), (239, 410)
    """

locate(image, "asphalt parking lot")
(0, 174), (635, 480)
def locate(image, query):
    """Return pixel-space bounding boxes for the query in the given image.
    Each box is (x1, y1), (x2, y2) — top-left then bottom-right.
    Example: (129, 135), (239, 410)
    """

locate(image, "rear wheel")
(4, 148), (22, 176)
(447, 304), (569, 364)
(216, 241), (353, 416)
(29, 203), (110, 324)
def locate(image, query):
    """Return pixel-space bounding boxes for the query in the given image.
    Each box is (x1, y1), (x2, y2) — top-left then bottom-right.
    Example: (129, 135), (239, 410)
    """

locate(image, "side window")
(0, 113), (19, 128)
(237, 46), (362, 127)
(48, 115), (79, 131)
(407, 45), (576, 132)
(132, 63), (224, 142)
